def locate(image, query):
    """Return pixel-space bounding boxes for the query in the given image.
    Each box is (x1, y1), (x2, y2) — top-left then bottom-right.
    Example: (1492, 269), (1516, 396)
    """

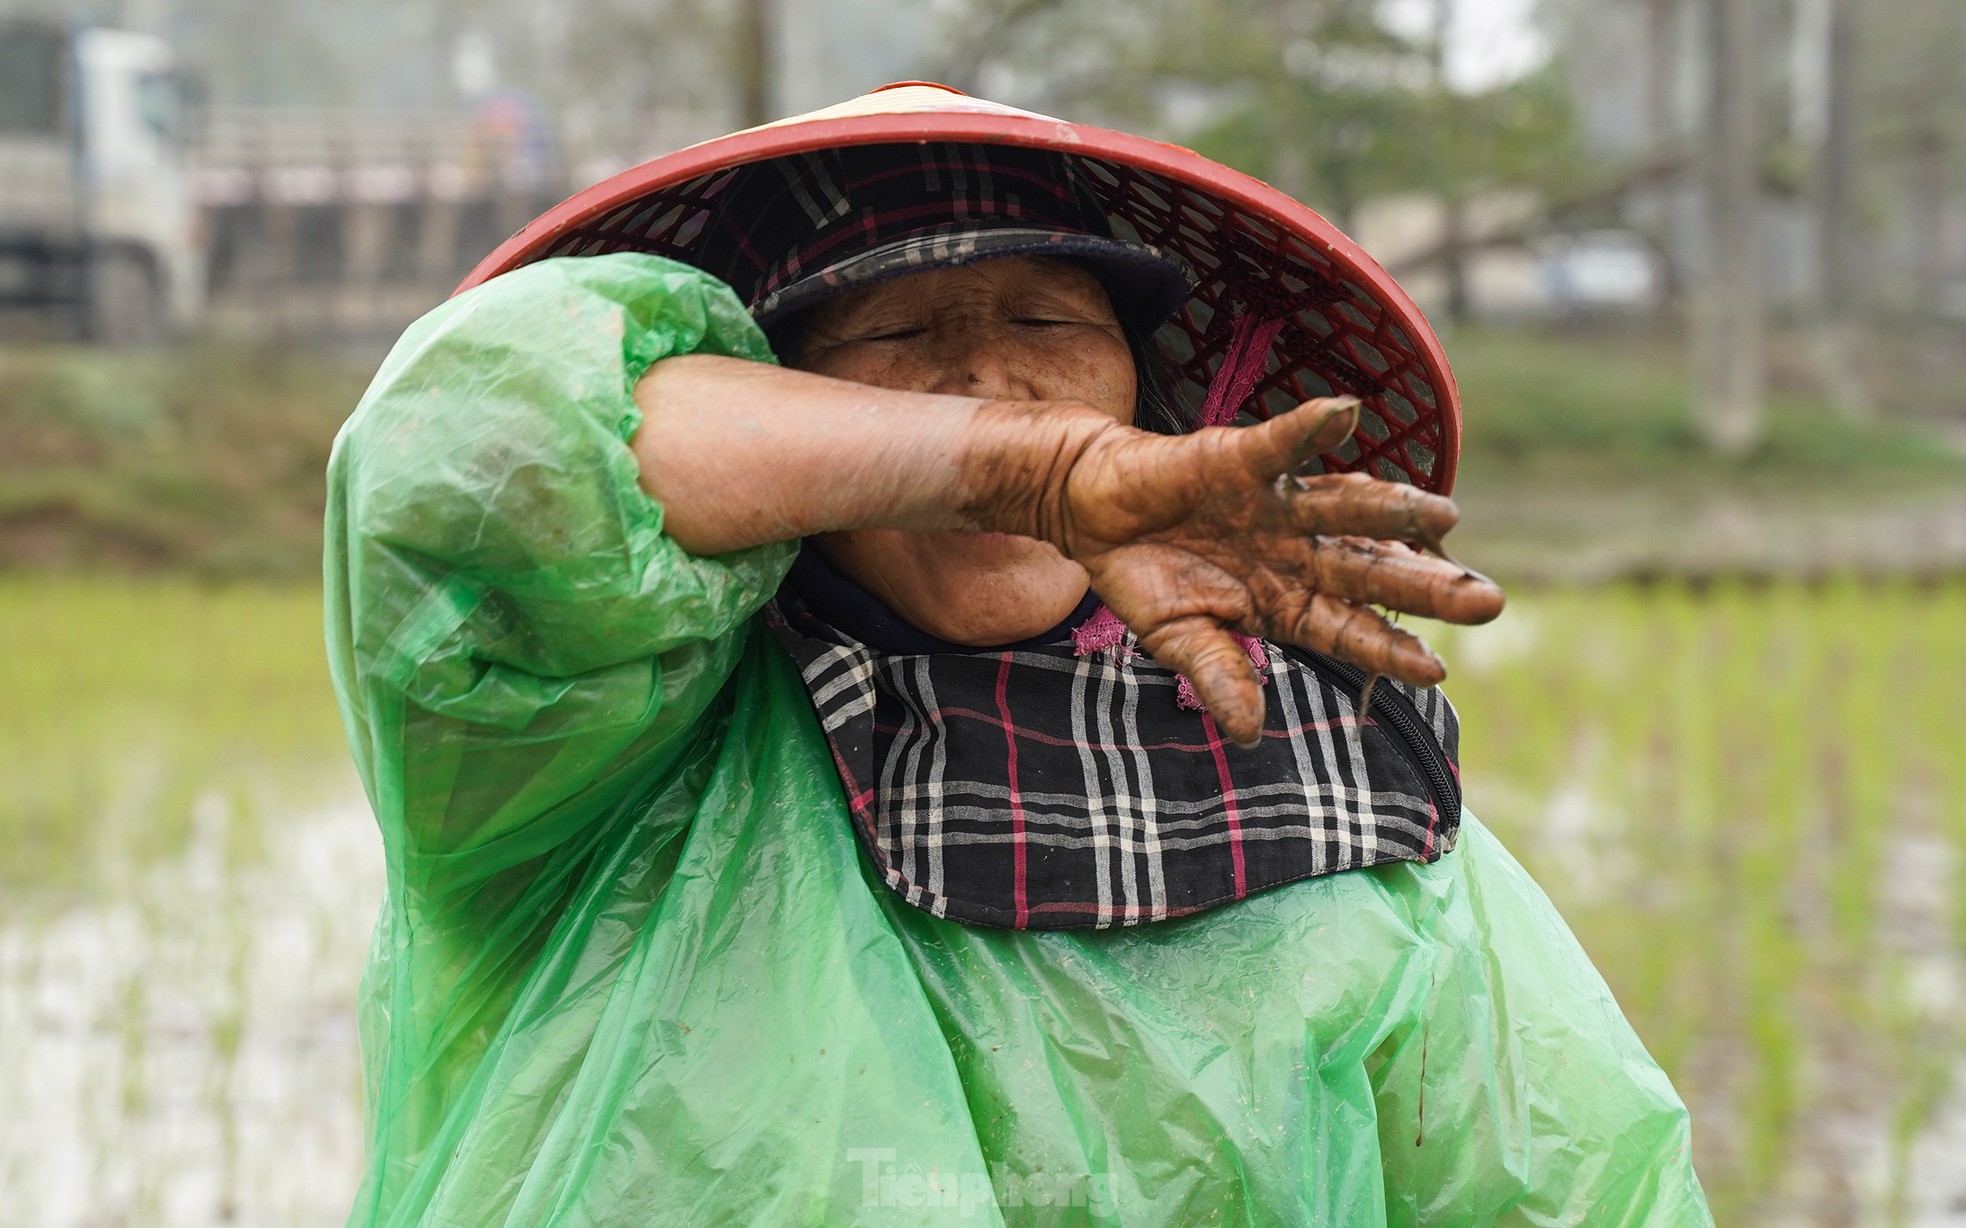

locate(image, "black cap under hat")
(693, 142), (1195, 334)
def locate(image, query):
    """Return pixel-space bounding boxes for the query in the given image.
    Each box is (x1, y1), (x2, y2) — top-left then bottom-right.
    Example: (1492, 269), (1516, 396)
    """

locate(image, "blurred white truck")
(0, 19), (202, 343)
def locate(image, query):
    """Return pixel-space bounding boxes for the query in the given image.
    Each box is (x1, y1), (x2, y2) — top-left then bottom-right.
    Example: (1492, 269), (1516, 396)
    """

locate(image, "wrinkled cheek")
(1056, 341), (1134, 422)
(797, 351), (932, 393)
(844, 357), (920, 390)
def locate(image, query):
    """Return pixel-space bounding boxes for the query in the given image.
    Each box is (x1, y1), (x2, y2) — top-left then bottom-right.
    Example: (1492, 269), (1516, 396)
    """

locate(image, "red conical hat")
(458, 83), (1460, 493)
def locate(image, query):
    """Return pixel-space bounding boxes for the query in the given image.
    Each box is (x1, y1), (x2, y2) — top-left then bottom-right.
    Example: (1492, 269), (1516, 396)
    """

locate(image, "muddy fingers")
(1234, 397), (1362, 485)
(1135, 616), (1269, 748)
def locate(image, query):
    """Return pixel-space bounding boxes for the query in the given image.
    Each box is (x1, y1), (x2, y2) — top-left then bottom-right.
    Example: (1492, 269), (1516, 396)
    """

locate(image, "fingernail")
(1399, 642), (1446, 684)
(1295, 398), (1360, 463)
(1316, 396), (1361, 429)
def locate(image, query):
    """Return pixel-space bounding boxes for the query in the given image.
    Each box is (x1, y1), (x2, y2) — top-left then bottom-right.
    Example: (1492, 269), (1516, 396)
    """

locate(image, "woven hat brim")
(457, 87), (1461, 494)
(751, 225), (1196, 334)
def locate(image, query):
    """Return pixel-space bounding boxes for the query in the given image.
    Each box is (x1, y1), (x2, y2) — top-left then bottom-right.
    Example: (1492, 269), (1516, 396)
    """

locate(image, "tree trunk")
(1647, 0), (1678, 159)
(735, 0), (775, 128)
(1441, 197), (1471, 320)
(1692, 0), (1764, 455)
(1812, 0), (1871, 418)
(1643, 0), (1684, 306)
(1432, 0), (1470, 321)
(1912, 125), (1948, 320)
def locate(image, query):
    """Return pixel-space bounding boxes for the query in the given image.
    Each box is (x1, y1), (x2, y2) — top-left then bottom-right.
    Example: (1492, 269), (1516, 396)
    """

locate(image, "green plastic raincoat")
(325, 252), (1713, 1227)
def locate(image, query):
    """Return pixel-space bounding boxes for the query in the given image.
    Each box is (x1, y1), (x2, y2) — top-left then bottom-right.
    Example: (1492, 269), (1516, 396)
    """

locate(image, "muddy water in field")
(1, 578), (1961, 1226)
(0, 795), (378, 1226)
(0, 580), (378, 1227)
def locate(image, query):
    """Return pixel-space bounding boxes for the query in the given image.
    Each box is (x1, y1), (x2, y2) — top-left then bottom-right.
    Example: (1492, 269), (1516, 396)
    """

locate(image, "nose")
(927, 326), (1036, 401)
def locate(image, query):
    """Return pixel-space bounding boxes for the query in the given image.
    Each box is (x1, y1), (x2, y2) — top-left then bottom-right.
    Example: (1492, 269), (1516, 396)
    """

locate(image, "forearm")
(630, 355), (1109, 555)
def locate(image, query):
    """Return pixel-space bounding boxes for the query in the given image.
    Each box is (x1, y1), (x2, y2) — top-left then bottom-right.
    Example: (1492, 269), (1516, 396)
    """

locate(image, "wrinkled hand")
(1010, 397), (1505, 747)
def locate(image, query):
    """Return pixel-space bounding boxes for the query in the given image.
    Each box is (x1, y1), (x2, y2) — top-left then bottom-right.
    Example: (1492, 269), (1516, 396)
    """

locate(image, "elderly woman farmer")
(326, 86), (1712, 1225)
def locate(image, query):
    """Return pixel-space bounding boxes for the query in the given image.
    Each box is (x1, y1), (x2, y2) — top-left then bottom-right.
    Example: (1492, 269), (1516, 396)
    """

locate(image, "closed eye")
(859, 327), (927, 342)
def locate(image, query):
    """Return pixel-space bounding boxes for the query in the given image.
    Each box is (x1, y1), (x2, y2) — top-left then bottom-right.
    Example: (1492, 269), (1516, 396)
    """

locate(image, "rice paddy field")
(1, 576), (1962, 1226)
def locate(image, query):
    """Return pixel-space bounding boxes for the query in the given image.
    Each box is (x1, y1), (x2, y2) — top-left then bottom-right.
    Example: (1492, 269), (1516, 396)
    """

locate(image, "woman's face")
(785, 255), (1137, 646)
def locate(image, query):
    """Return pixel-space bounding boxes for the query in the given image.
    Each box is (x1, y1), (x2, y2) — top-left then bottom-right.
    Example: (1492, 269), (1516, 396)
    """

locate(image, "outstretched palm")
(1055, 398), (1505, 746)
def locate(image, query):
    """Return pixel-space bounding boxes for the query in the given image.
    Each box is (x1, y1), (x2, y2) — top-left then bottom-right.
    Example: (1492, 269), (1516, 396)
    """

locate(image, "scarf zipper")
(1274, 645), (1462, 827)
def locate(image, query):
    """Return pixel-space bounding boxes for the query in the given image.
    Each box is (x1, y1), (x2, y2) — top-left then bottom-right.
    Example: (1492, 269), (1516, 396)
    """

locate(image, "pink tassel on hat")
(1198, 313), (1286, 428)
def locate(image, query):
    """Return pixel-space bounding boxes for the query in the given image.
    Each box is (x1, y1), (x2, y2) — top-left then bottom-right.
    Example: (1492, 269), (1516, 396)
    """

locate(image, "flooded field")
(1429, 581), (1966, 1226)
(0, 580), (373, 1226)
(1, 577), (1961, 1226)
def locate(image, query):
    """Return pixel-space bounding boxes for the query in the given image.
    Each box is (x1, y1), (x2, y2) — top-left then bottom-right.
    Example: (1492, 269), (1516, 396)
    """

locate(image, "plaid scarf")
(767, 556), (1463, 931)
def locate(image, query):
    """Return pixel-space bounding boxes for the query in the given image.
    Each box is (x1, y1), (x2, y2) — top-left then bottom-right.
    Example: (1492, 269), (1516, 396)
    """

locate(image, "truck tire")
(87, 249), (166, 347)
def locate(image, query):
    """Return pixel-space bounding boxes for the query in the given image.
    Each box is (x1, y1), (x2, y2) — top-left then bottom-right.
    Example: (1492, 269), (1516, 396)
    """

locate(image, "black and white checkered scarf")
(766, 549), (1463, 930)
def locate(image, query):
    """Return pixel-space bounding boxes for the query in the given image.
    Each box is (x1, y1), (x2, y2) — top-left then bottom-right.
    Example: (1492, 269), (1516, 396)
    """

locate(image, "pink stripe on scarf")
(994, 653), (1029, 928)
(1200, 712), (1248, 897)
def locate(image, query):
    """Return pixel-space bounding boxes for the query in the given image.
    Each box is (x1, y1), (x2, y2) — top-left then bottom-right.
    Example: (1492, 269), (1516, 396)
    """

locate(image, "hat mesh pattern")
(532, 157), (1446, 491)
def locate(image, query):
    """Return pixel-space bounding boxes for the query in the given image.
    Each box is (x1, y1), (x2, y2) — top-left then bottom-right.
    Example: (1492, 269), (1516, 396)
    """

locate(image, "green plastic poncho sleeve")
(323, 253), (797, 1212)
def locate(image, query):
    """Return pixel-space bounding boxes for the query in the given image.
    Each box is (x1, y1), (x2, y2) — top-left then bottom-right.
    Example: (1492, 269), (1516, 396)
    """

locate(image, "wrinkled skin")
(1044, 404), (1498, 745)
(785, 258), (1139, 646)
(783, 257), (1504, 746)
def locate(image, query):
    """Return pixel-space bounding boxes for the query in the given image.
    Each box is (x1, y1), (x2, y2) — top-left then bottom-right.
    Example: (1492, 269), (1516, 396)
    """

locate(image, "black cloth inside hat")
(693, 142), (1194, 334)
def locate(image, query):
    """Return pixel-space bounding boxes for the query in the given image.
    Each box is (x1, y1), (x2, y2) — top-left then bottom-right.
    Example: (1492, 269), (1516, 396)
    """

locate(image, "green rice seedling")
(1422, 579), (1966, 1223)
(0, 576), (350, 904)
